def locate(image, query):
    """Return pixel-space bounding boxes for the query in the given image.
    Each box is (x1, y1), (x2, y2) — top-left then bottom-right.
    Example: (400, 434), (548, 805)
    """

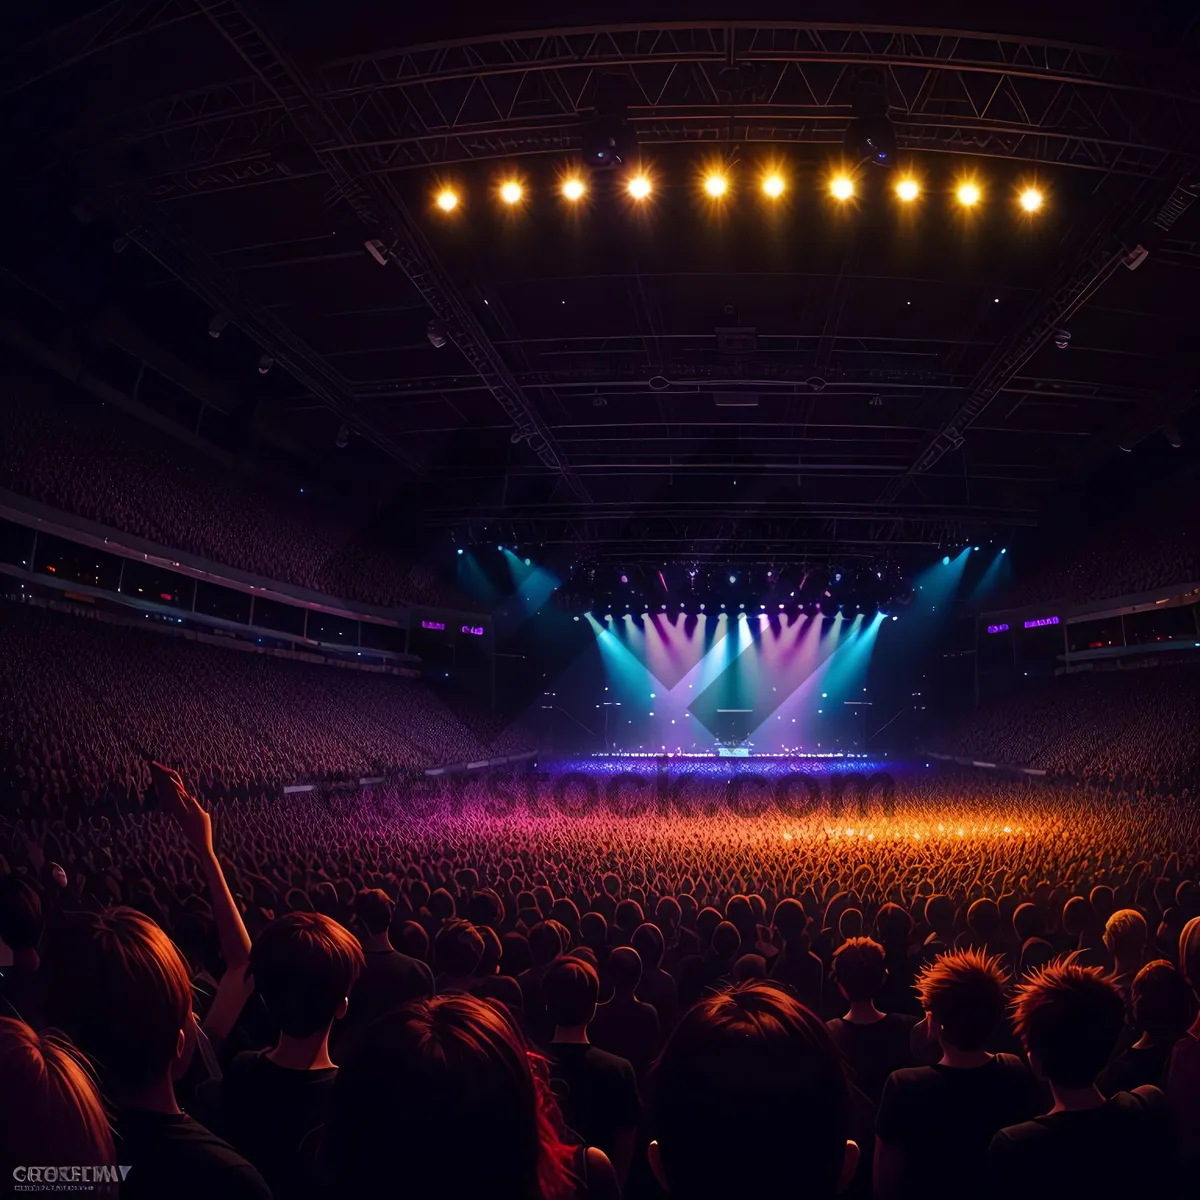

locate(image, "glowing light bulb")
(956, 182), (981, 207)
(830, 175), (854, 201)
(762, 174), (785, 198)
(627, 175), (651, 200)
(562, 178), (585, 202)
(499, 180), (523, 205)
(704, 173), (727, 198)
(1019, 187), (1043, 212)
(435, 189), (458, 212)
(895, 178), (919, 202)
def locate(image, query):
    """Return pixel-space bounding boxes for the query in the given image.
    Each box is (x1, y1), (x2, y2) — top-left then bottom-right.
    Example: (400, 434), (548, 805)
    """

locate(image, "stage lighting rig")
(845, 69), (895, 167)
(583, 75), (638, 169)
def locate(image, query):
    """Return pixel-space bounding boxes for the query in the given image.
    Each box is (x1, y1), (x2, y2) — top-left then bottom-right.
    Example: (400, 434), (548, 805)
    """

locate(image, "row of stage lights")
(576, 606), (899, 620)
(433, 168), (1045, 215)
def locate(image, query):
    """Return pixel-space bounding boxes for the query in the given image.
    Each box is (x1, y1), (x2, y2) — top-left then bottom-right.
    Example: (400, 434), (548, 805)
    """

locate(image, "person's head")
(837, 908), (863, 941)
(725, 894), (755, 939)
(543, 956), (598, 1030)
(632, 922), (665, 969)
(1061, 895), (1096, 939)
(40, 907), (193, 1093)
(327, 994), (576, 1200)
(0, 1018), (114, 1175)
(649, 982), (857, 1198)
(528, 921), (563, 967)
(1181, 916), (1200, 1006)
(832, 937), (886, 1004)
(696, 906), (722, 946)
(397, 920), (429, 962)
(609, 946), (642, 995)
(915, 949), (1009, 1052)
(1130, 960), (1196, 1045)
(476, 926), (503, 978)
(1012, 902), (1044, 944)
(732, 953), (767, 982)
(655, 895), (681, 932)
(1104, 909), (1148, 963)
(966, 898), (1001, 941)
(772, 897), (807, 943)
(1089, 885), (1116, 924)
(0, 877), (43, 958)
(874, 903), (912, 947)
(1017, 937), (1055, 978)
(434, 919), (485, 981)
(710, 921), (740, 963)
(353, 888), (394, 938)
(251, 912), (365, 1039)
(924, 894), (955, 937)
(614, 899), (644, 941)
(1012, 963), (1126, 1088)
(429, 888), (456, 921)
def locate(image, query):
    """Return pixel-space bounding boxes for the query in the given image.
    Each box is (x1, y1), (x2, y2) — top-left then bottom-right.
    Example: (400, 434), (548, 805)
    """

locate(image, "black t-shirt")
(548, 1042), (640, 1159)
(220, 1051), (338, 1198)
(1097, 1043), (1174, 1096)
(876, 1055), (1040, 1200)
(111, 1108), (270, 1200)
(345, 948), (433, 1029)
(826, 1013), (917, 1103)
(588, 995), (660, 1079)
(988, 1088), (1175, 1200)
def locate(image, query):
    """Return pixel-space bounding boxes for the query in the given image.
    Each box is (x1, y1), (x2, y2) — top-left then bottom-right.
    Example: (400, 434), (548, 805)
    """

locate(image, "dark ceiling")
(3, 2), (1199, 566)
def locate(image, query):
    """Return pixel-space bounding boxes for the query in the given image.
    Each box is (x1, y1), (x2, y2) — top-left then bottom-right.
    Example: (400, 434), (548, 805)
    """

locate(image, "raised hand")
(151, 761), (214, 857)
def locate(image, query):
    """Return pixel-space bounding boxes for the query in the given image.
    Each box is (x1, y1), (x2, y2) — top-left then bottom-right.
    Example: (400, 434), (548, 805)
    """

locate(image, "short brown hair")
(651, 983), (850, 1199)
(251, 912), (365, 1038)
(41, 907), (192, 1088)
(915, 948), (1009, 1051)
(1012, 962), (1125, 1088)
(833, 937), (886, 1002)
(0, 1018), (114, 1171)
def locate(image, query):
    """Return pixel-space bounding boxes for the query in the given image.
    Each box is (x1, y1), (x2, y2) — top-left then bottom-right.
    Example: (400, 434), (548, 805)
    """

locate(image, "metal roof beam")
(194, 0), (590, 503)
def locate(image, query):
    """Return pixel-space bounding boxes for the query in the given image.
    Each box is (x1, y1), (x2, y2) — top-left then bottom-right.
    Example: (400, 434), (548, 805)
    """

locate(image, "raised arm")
(151, 762), (252, 970)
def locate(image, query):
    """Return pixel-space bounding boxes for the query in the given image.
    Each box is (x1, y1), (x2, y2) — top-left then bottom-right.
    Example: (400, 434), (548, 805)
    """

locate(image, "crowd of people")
(0, 600), (533, 821)
(933, 667), (1200, 791)
(0, 378), (457, 609)
(991, 484), (1200, 611)
(2, 754), (1199, 1197)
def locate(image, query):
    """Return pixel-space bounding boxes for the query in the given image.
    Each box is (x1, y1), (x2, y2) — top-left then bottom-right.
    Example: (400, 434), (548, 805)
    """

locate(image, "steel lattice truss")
(6, 11), (1200, 557)
(26, 23), (1200, 200)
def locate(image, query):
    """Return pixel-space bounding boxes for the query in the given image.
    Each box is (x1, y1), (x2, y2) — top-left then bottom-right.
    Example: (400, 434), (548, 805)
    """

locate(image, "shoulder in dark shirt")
(112, 1108), (271, 1200)
(989, 1088), (1175, 1200)
(220, 1050), (338, 1195)
(548, 1042), (640, 1154)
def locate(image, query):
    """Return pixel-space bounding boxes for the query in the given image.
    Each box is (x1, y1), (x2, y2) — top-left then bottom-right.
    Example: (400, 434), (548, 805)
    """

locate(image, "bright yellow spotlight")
(830, 175), (855, 201)
(956, 181), (981, 207)
(895, 178), (919, 202)
(562, 178), (585, 202)
(762, 173), (785, 199)
(1019, 187), (1043, 212)
(499, 180), (523, 205)
(627, 175), (652, 200)
(703, 172), (727, 198)
(435, 189), (458, 212)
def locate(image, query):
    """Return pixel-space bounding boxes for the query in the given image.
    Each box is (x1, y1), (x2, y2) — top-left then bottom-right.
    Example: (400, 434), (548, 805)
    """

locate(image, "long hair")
(328, 994), (577, 1200)
(0, 1018), (114, 1173)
